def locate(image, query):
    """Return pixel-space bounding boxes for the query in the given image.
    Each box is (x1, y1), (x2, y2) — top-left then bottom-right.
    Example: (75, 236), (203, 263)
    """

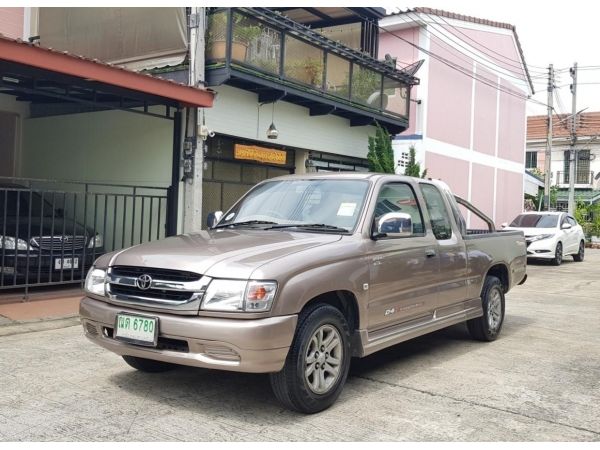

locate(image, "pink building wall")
(426, 35), (473, 148)
(472, 66), (498, 156)
(470, 163), (495, 228)
(379, 28), (420, 136)
(496, 169), (523, 225)
(0, 8), (24, 39)
(425, 152), (469, 198)
(498, 79), (526, 164)
(380, 18), (527, 228)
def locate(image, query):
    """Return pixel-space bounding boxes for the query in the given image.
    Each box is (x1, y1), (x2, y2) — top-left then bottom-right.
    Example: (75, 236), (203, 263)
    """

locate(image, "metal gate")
(0, 176), (168, 293)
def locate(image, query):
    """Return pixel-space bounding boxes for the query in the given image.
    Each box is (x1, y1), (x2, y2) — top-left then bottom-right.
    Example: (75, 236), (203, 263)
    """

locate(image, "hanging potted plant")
(206, 11), (262, 62)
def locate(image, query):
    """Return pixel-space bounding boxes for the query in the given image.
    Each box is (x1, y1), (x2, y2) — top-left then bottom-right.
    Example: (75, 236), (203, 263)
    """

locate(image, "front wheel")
(467, 276), (505, 341)
(573, 241), (585, 262)
(269, 304), (351, 414)
(552, 242), (563, 266)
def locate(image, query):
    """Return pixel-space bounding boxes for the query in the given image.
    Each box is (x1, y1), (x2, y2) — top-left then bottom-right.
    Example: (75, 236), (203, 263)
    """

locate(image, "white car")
(503, 212), (585, 265)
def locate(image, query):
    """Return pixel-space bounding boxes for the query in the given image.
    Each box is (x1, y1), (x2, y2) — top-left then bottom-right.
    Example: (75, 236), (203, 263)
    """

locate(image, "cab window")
(373, 183), (424, 235)
(419, 184), (453, 240)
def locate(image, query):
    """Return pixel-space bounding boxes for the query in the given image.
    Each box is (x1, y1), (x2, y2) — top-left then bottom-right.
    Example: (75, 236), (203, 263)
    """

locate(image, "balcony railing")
(556, 170), (594, 186)
(205, 8), (417, 124)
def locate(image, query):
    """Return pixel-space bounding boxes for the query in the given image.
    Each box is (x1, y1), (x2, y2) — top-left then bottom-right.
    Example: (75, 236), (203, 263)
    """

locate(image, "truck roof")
(269, 172), (438, 183)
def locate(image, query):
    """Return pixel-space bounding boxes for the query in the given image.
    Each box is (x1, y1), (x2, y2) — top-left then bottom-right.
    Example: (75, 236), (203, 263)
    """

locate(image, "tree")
(404, 145), (428, 178)
(367, 124), (395, 173)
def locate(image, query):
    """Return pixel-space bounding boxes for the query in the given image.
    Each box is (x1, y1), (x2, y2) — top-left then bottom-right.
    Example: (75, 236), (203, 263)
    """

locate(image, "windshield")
(0, 189), (57, 218)
(510, 214), (559, 228)
(217, 179), (370, 232)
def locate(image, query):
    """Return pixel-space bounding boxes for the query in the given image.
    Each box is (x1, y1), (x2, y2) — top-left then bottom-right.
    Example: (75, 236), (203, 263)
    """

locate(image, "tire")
(573, 240), (585, 262)
(467, 276), (505, 342)
(552, 242), (563, 266)
(122, 355), (175, 373)
(269, 303), (351, 414)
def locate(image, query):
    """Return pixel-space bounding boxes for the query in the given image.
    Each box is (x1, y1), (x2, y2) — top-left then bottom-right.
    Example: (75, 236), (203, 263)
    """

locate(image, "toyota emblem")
(136, 274), (153, 290)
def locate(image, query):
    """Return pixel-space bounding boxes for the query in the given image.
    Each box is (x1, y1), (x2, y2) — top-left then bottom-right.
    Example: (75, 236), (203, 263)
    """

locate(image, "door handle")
(425, 249), (437, 258)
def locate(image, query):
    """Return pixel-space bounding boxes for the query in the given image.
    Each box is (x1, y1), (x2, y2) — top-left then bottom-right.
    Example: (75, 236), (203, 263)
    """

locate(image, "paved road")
(1, 251), (599, 441)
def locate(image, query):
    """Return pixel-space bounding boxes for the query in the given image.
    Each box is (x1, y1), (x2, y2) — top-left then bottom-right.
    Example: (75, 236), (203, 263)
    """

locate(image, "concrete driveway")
(0, 251), (599, 441)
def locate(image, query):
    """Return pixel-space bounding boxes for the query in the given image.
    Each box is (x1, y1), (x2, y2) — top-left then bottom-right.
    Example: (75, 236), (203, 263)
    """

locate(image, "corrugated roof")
(387, 7), (534, 95)
(527, 112), (600, 140)
(0, 33), (214, 108)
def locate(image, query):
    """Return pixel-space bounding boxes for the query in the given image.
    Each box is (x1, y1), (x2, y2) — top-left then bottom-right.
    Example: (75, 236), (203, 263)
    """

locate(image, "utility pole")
(183, 7), (206, 233)
(568, 62), (578, 215)
(543, 64), (554, 210)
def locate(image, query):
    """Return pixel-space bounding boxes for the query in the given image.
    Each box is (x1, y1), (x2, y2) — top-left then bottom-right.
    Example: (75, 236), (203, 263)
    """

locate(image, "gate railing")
(0, 176), (168, 294)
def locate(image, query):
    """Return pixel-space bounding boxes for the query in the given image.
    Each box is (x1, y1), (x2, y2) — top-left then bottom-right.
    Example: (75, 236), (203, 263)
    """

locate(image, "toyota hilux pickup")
(80, 173), (527, 413)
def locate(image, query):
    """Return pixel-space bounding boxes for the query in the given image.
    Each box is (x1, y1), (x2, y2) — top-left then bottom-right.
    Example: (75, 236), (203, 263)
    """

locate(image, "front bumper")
(80, 297), (297, 373)
(526, 238), (557, 259)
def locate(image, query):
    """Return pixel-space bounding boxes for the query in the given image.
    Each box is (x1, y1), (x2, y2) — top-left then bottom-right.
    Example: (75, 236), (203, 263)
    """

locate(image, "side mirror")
(206, 211), (223, 229)
(561, 223), (572, 230)
(501, 222), (508, 229)
(375, 212), (412, 239)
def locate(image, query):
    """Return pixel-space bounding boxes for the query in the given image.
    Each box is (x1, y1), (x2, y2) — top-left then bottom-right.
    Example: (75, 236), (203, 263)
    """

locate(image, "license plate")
(114, 313), (158, 347)
(55, 257), (79, 270)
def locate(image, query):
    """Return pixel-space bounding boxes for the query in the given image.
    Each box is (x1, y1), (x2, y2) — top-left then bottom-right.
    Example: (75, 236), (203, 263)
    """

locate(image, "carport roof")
(0, 34), (214, 109)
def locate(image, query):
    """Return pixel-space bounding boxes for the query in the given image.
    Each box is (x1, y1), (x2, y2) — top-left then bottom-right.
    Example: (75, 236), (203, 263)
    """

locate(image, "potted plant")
(206, 12), (263, 62)
(284, 57), (324, 88)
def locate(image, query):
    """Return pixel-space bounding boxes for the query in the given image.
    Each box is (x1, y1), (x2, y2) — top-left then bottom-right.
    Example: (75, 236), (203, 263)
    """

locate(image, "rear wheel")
(552, 242), (563, 266)
(573, 241), (585, 262)
(122, 355), (175, 373)
(467, 276), (505, 342)
(269, 303), (351, 414)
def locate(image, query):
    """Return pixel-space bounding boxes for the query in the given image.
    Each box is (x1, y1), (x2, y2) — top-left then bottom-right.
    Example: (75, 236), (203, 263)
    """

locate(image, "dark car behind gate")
(0, 178), (169, 295)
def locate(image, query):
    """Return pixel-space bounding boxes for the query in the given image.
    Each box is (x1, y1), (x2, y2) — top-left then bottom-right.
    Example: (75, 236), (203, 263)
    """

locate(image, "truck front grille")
(111, 266), (201, 282)
(106, 266), (209, 313)
(109, 283), (194, 302)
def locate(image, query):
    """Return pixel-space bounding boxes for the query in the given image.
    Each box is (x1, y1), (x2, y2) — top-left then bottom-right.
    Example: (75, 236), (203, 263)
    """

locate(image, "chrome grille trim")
(30, 235), (87, 251)
(105, 267), (211, 313)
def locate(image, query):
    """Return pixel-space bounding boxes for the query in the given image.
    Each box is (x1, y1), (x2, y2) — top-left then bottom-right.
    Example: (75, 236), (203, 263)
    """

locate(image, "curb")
(0, 315), (80, 337)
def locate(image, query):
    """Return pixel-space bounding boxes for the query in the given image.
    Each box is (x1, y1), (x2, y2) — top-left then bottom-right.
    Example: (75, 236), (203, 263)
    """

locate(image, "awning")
(0, 34), (214, 109)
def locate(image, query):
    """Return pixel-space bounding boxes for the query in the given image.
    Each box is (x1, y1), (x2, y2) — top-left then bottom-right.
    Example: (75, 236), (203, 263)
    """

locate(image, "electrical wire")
(344, 8), (553, 108)
(406, 8), (549, 77)
(401, 9), (538, 84)
(366, 13), (550, 107)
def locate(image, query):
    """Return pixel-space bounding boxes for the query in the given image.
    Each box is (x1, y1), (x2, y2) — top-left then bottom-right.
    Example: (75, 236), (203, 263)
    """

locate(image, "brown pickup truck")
(80, 173), (527, 413)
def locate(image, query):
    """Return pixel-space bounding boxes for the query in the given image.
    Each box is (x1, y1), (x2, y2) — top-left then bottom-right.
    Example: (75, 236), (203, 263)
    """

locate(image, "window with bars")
(525, 151), (538, 169)
(563, 149), (591, 184)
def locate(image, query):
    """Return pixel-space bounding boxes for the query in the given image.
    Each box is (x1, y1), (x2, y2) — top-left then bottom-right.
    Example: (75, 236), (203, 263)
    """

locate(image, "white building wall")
(204, 85), (376, 158)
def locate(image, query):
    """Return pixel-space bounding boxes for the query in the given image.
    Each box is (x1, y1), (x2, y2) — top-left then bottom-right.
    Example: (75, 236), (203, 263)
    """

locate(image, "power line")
(401, 9), (539, 85)
(406, 8), (549, 76)
(365, 13), (550, 107)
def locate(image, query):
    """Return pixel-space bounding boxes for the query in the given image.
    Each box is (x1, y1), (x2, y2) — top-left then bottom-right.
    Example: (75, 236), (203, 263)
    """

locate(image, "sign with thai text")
(234, 144), (287, 165)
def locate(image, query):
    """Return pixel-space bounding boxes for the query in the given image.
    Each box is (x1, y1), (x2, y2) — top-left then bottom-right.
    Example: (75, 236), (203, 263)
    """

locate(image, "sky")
(380, 0), (600, 117)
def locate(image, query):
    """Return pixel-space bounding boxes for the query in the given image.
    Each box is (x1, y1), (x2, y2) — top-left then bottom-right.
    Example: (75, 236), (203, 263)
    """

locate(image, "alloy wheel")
(304, 324), (343, 395)
(487, 287), (503, 331)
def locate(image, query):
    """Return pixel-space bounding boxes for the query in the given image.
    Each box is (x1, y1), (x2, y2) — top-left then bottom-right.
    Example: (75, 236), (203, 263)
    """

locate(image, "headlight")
(201, 279), (277, 312)
(85, 267), (107, 296)
(0, 236), (33, 251)
(530, 233), (554, 242)
(87, 234), (104, 249)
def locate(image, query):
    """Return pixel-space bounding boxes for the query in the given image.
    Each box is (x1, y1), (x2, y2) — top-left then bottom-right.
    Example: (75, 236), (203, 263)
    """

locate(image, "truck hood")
(108, 229), (342, 279)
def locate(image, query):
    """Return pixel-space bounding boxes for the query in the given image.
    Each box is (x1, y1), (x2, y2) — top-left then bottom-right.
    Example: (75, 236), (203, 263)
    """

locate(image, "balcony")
(556, 170), (595, 187)
(205, 8), (419, 134)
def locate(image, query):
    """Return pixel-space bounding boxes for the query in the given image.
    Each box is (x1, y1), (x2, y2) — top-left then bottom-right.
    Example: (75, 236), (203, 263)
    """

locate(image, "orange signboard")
(234, 144), (287, 165)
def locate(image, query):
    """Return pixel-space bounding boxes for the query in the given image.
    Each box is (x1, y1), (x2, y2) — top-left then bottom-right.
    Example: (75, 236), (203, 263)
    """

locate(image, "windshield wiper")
(213, 220), (278, 229)
(266, 223), (349, 232)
